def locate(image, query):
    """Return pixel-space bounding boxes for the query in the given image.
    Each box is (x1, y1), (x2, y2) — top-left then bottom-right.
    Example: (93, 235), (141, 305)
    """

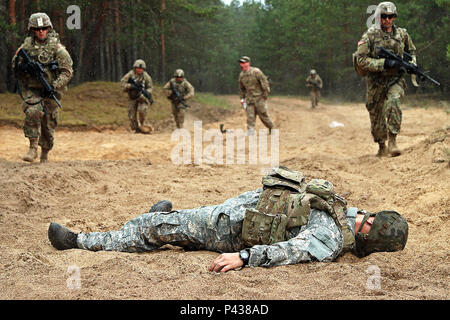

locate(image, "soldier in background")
(12, 13), (73, 163)
(163, 69), (195, 129)
(353, 2), (416, 157)
(305, 69), (323, 109)
(238, 56), (274, 136)
(48, 166), (409, 271)
(120, 59), (154, 134)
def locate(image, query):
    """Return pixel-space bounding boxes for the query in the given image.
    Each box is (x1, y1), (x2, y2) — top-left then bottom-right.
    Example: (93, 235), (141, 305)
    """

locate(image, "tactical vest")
(20, 31), (62, 88)
(241, 167), (355, 250)
(353, 25), (408, 78)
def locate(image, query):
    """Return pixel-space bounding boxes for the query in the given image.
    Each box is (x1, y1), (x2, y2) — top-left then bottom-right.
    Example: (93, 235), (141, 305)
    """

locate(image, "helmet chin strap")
(356, 211), (374, 234)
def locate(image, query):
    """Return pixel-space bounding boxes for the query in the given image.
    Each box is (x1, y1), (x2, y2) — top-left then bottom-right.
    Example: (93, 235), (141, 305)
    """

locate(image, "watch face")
(240, 250), (249, 259)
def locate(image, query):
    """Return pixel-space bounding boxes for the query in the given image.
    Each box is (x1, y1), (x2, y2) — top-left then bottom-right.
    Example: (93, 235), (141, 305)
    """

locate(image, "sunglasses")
(380, 14), (396, 20)
(32, 27), (49, 31)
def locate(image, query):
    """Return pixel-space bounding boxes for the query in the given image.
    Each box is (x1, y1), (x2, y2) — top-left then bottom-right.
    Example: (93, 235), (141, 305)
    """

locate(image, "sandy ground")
(0, 96), (448, 300)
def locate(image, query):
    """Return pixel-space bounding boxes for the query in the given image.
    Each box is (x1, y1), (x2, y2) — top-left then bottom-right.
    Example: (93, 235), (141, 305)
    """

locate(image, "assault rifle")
(376, 46), (440, 86)
(127, 77), (154, 104)
(307, 79), (320, 89)
(15, 48), (62, 109)
(169, 81), (190, 109)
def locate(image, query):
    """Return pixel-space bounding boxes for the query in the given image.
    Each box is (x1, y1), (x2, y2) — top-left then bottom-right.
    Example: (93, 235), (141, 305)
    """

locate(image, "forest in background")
(0, 0), (448, 101)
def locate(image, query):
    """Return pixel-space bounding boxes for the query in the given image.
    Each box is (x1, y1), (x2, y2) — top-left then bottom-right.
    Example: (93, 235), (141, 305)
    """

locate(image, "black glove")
(384, 58), (401, 69)
(15, 62), (30, 73)
(41, 85), (55, 98)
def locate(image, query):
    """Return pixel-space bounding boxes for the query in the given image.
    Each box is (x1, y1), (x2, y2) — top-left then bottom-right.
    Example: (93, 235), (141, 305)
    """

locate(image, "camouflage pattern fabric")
(354, 24), (416, 143)
(120, 69), (153, 131)
(163, 78), (195, 128)
(239, 67), (274, 130)
(77, 189), (359, 267)
(305, 75), (323, 108)
(13, 30), (73, 149)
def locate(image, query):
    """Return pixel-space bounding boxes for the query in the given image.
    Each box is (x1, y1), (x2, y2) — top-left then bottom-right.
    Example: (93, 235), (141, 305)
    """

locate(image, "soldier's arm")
(355, 32), (385, 72)
(256, 69), (270, 97)
(404, 31), (417, 65)
(183, 81), (195, 100)
(145, 74), (153, 93)
(317, 76), (323, 89)
(238, 76), (246, 100)
(52, 46), (74, 90)
(246, 219), (342, 268)
(163, 81), (173, 98)
(120, 71), (133, 91)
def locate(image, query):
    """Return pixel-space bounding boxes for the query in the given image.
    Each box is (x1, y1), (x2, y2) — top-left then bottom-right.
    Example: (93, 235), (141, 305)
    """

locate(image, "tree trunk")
(113, 0), (123, 81)
(160, 0), (166, 82)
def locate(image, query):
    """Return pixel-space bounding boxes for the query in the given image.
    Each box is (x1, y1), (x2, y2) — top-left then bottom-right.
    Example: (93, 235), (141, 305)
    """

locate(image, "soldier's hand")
(384, 58), (401, 69)
(209, 253), (243, 273)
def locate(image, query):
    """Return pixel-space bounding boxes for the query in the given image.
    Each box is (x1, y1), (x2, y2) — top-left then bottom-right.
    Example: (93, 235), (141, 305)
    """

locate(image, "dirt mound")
(0, 95), (449, 300)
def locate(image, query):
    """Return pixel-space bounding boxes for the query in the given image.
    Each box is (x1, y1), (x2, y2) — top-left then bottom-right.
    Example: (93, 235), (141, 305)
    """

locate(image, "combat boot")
(48, 222), (79, 250)
(376, 142), (388, 157)
(388, 133), (401, 157)
(23, 138), (38, 162)
(149, 200), (173, 213)
(40, 148), (49, 163)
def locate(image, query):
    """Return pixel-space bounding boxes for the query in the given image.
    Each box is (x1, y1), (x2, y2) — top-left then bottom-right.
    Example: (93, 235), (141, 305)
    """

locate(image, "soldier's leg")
(385, 82), (404, 156)
(39, 99), (59, 163)
(245, 103), (257, 135)
(22, 96), (44, 162)
(171, 103), (185, 128)
(128, 100), (139, 132)
(76, 209), (236, 253)
(309, 90), (315, 108)
(366, 81), (388, 156)
(255, 97), (274, 130)
(137, 102), (148, 126)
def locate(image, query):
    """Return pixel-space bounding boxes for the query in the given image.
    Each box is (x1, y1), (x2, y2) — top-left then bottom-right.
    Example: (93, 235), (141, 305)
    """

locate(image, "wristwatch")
(239, 249), (250, 266)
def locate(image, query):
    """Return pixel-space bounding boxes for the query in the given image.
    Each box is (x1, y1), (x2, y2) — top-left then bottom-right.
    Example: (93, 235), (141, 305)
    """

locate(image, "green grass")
(194, 92), (234, 110)
(0, 82), (234, 129)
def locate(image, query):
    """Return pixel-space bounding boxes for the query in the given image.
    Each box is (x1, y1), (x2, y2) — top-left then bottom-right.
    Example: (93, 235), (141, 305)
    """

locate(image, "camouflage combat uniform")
(77, 189), (360, 267)
(239, 67), (274, 133)
(163, 70), (195, 129)
(120, 62), (154, 133)
(305, 73), (323, 108)
(354, 4), (416, 156)
(13, 13), (73, 163)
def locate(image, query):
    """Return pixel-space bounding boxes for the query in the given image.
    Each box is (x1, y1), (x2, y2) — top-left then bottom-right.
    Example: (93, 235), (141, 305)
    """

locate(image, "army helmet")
(377, 2), (398, 17)
(28, 12), (53, 31)
(310, 69), (317, 75)
(174, 69), (184, 78)
(133, 59), (146, 69)
(354, 210), (408, 257)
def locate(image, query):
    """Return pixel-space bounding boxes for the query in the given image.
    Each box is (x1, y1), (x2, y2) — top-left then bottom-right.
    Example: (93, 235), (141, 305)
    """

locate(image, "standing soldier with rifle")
(120, 59), (154, 134)
(12, 13), (73, 163)
(305, 69), (323, 109)
(353, 2), (424, 157)
(163, 69), (195, 129)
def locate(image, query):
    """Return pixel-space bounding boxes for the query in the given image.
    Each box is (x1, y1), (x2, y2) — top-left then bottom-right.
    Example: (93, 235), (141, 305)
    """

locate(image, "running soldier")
(353, 2), (417, 157)
(12, 13), (73, 163)
(120, 59), (154, 134)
